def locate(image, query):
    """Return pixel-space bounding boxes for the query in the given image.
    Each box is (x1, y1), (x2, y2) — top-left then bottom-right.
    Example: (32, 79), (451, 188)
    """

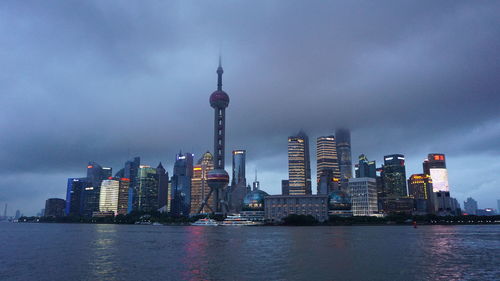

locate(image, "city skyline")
(1, 1), (500, 215)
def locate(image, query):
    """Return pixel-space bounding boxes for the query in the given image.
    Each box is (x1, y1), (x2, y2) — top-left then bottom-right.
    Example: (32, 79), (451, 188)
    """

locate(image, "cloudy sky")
(1, 1), (499, 215)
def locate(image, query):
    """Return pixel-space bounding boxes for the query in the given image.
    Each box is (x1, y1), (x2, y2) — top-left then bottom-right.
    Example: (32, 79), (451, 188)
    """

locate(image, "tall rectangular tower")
(316, 136), (341, 189)
(288, 131), (311, 195)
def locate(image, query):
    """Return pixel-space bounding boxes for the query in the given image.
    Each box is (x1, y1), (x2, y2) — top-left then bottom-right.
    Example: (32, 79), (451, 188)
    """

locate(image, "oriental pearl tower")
(197, 57), (230, 214)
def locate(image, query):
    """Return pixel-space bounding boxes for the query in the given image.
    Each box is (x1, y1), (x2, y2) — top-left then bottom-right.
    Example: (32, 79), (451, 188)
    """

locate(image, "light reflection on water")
(0, 224), (498, 281)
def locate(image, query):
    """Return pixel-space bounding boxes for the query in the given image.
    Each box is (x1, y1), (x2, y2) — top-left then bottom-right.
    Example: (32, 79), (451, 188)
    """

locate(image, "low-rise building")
(264, 195), (329, 222)
(349, 178), (378, 216)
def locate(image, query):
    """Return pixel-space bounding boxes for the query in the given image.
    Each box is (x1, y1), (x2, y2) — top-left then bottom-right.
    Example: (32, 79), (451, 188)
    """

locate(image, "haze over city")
(1, 1), (499, 215)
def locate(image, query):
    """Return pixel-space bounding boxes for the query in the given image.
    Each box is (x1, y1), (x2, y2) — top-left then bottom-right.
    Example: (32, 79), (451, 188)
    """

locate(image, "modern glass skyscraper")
(316, 136), (341, 194)
(65, 178), (88, 216)
(423, 153), (449, 192)
(408, 173), (434, 214)
(354, 154), (376, 178)
(231, 150), (246, 186)
(156, 162), (169, 211)
(171, 152), (194, 216)
(135, 166), (159, 212)
(383, 154), (408, 197)
(117, 178), (130, 215)
(124, 157), (140, 213)
(288, 130), (311, 195)
(335, 128), (353, 180)
(190, 152), (215, 214)
(81, 162), (112, 217)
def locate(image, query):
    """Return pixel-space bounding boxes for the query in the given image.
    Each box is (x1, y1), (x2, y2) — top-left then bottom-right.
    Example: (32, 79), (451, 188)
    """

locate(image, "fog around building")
(1, 1), (499, 215)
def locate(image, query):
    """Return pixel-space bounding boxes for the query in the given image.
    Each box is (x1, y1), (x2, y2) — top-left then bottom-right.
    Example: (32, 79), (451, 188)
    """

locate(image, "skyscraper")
(99, 179), (120, 215)
(354, 154), (376, 178)
(288, 130), (311, 195)
(463, 197), (478, 215)
(382, 154), (408, 197)
(335, 128), (353, 180)
(156, 162), (169, 210)
(199, 58), (230, 214)
(408, 174), (434, 214)
(171, 152), (194, 216)
(81, 162), (112, 217)
(228, 150), (247, 212)
(317, 136), (341, 194)
(423, 153), (449, 192)
(190, 152), (215, 214)
(124, 157), (140, 213)
(135, 165), (159, 212)
(65, 177), (88, 216)
(117, 178), (130, 215)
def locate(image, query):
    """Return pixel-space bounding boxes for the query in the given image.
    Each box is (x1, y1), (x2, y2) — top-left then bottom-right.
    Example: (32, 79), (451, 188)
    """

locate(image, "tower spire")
(217, 56), (223, 91)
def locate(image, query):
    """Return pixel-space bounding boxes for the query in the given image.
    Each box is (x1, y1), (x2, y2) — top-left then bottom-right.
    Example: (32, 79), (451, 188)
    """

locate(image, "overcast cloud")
(1, 1), (499, 215)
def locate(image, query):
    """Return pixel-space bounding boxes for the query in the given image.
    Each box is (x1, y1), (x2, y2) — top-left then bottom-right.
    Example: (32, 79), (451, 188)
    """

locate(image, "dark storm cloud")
(1, 1), (499, 214)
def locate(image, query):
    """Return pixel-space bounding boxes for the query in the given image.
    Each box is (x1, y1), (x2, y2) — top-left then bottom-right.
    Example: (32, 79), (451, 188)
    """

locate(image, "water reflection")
(89, 224), (120, 281)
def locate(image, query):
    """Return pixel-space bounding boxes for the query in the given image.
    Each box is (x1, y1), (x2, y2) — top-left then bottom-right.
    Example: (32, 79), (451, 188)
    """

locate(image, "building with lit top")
(65, 177), (88, 216)
(348, 178), (378, 216)
(423, 153), (449, 192)
(316, 135), (340, 194)
(228, 150), (247, 213)
(355, 154), (376, 178)
(408, 173), (434, 214)
(81, 162), (112, 217)
(190, 152), (215, 215)
(134, 165), (159, 212)
(382, 154), (407, 198)
(288, 130), (312, 195)
(171, 152), (194, 216)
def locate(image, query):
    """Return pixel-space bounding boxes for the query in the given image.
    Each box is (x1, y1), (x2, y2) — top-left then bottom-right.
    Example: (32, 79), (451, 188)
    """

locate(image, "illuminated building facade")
(408, 173), (434, 214)
(81, 162), (112, 217)
(423, 153), (449, 192)
(316, 136), (341, 194)
(354, 154), (376, 178)
(44, 198), (66, 217)
(135, 166), (159, 212)
(349, 178), (378, 216)
(65, 177), (88, 216)
(288, 130), (311, 195)
(264, 195), (329, 222)
(382, 154), (407, 197)
(190, 152), (215, 215)
(117, 178), (130, 215)
(171, 152), (194, 216)
(335, 128), (353, 181)
(99, 179), (120, 215)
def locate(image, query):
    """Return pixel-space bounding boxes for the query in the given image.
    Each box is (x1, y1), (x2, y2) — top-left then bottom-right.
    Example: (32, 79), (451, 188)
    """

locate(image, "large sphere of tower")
(210, 90), (230, 108)
(207, 169), (230, 189)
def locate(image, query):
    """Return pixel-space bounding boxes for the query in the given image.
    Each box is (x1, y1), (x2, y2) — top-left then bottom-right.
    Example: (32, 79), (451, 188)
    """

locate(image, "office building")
(281, 180), (289, 195)
(382, 154), (407, 197)
(123, 157), (140, 213)
(348, 178), (378, 216)
(81, 162), (112, 217)
(171, 152), (194, 216)
(99, 179), (120, 215)
(135, 165), (159, 212)
(117, 178), (130, 215)
(156, 162), (169, 210)
(335, 128), (352, 180)
(317, 136), (340, 194)
(228, 150), (248, 213)
(44, 198), (66, 217)
(264, 195), (329, 222)
(354, 154), (376, 178)
(288, 130), (311, 195)
(408, 174), (434, 214)
(190, 152), (215, 215)
(464, 197), (478, 215)
(423, 154), (449, 192)
(65, 177), (88, 216)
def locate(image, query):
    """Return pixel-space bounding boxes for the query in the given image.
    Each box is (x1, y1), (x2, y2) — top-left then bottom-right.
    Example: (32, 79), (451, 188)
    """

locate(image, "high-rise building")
(288, 130), (311, 195)
(65, 177), (88, 216)
(281, 180), (289, 195)
(117, 178), (130, 215)
(81, 162), (112, 217)
(336, 128), (353, 181)
(199, 58), (231, 214)
(190, 152), (215, 215)
(317, 136), (340, 194)
(463, 197), (478, 215)
(44, 198), (66, 217)
(382, 154), (407, 197)
(354, 154), (376, 178)
(123, 157), (140, 213)
(135, 166), (159, 213)
(156, 162), (169, 210)
(228, 150), (248, 213)
(171, 152), (194, 216)
(99, 179), (120, 215)
(408, 174), (434, 214)
(423, 154), (449, 192)
(348, 178), (378, 216)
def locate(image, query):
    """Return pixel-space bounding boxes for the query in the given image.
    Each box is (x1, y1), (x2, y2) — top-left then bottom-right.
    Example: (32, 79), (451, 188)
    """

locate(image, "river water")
(0, 223), (498, 281)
